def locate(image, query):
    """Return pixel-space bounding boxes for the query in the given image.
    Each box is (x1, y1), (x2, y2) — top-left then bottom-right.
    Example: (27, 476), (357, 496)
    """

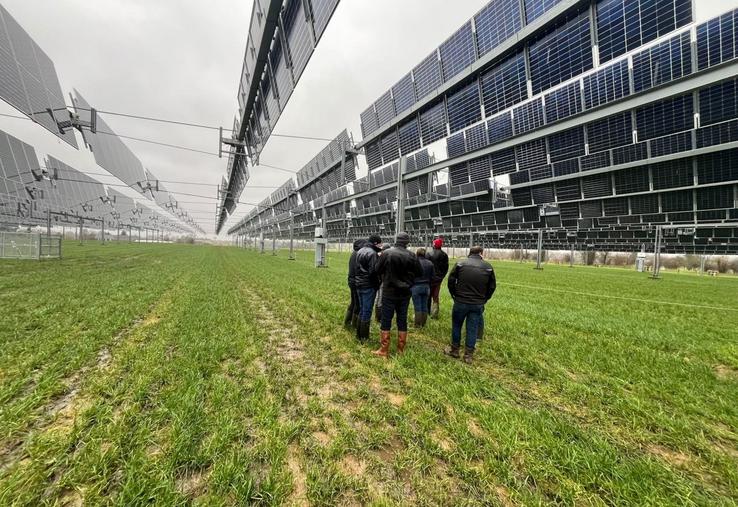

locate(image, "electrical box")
(636, 252), (646, 272)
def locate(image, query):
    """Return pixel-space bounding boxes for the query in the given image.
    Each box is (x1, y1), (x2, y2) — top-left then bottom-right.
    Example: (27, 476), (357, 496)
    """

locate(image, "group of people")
(344, 232), (497, 364)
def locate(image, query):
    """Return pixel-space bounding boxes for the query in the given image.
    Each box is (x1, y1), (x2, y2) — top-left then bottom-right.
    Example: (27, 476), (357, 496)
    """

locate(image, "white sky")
(1, 0), (736, 236)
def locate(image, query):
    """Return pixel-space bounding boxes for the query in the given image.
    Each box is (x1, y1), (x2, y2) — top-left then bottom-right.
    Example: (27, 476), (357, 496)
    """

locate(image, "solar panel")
(283, 0), (313, 81)
(635, 93), (693, 141)
(397, 117), (420, 155)
(380, 130), (399, 165)
(464, 123), (487, 152)
(0, 5), (77, 148)
(513, 98), (544, 134)
(310, 0), (340, 40)
(439, 22), (476, 82)
(360, 105), (379, 137)
(597, 0), (693, 64)
(487, 112), (513, 144)
(446, 132), (465, 158)
(544, 82), (582, 124)
(528, 9), (593, 95)
(73, 90), (148, 189)
(632, 32), (691, 93)
(480, 53), (527, 118)
(446, 80), (481, 133)
(419, 100), (447, 145)
(413, 51), (442, 101)
(391, 73), (416, 116)
(475, 0), (522, 57)
(524, 0), (563, 24)
(515, 138), (547, 170)
(374, 90), (395, 127)
(583, 59), (630, 110)
(548, 126), (585, 162)
(587, 111), (632, 153)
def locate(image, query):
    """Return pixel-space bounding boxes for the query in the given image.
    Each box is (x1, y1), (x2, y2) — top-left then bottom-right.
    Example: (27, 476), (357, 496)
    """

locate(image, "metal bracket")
(47, 107), (96, 135)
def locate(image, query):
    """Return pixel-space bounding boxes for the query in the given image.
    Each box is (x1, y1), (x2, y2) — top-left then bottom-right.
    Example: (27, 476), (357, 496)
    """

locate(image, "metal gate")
(0, 232), (62, 259)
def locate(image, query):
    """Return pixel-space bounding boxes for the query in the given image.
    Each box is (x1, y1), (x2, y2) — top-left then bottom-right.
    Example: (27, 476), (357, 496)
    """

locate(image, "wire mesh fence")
(0, 232), (61, 260)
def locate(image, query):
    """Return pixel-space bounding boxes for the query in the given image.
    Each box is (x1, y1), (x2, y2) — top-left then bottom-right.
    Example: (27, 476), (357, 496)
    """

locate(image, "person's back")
(411, 249), (434, 327)
(446, 247), (496, 364)
(355, 242), (380, 289)
(425, 239), (450, 319)
(379, 245), (422, 299)
(373, 232), (422, 359)
(344, 239), (367, 329)
(450, 255), (496, 305)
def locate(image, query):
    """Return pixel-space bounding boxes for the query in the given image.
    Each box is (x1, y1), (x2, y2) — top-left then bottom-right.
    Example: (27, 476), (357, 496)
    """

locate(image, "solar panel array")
(0, 5), (77, 148)
(230, 1), (738, 254)
(217, 0), (342, 233)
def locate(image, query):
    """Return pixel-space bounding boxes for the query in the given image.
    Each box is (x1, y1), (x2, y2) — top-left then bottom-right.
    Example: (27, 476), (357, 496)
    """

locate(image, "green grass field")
(1, 242), (737, 506)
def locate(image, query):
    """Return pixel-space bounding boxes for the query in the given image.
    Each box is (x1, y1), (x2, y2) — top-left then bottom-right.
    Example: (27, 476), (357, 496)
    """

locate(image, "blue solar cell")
(375, 90), (395, 127)
(597, 0), (693, 63)
(475, 0), (522, 57)
(632, 32), (691, 93)
(509, 170), (530, 185)
(449, 162), (470, 186)
(553, 159), (580, 177)
(696, 10), (738, 70)
(487, 112), (513, 144)
(515, 138), (547, 170)
(365, 140), (382, 170)
(392, 73), (415, 115)
(635, 93), (693, 141)
(468, 155), (491, 181)
(398, 117), (421, 155)
(587, 111), (632, 153)
(360, 105), (379, 137)
(544, 82), (582, 123)
(440, 22), (476, 81)
(528, 10), (593, 95)
(465, 123), (488, 152)
(583, 59), (630, 110)
(524, 0), (562, 24)
(446, 132), (466, 159)
(548, 126), (585, 162)
(446, 80), (482, 133)
(513, 98), (544, 135)
(380, 130), (399, 164)
(419, 100), (447, 145)
(413, 51), (442, 100)
(529, 165), (553, 181)
(480, 52), (528, 118)
(490, 147), (517, 175)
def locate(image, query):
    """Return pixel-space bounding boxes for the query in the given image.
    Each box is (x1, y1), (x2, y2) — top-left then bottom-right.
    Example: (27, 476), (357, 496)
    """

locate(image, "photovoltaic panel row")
(47, 155), (106, 218)
(0, 5), (77, 148)
(72, 90), (148, 190)
(0, 127), (39, 218)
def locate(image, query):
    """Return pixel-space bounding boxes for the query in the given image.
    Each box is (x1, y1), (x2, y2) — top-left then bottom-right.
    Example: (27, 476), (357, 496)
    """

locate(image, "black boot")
(463, 346), (474, 364)
(351, 313), (359, 329)
(343, 308), (353, 329)
(356, 321), (370, 342)
(444, 343), (460, 359)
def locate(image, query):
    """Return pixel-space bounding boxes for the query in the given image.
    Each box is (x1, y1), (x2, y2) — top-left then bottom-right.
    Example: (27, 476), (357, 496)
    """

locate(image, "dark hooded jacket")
(376, 244), (423, 298)
(355, 242), (382, 289)
(347, 239), (367, 287)
(426, 247), (449, 285)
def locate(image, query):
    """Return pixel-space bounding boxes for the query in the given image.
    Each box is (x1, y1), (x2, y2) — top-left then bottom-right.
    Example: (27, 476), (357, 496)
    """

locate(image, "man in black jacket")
(344, 239), (367, 329)
(426, 238), (449, 319)
(445, 246), (496, 364)
(373, 232), (422, 358)
(354, 235), (382, 341)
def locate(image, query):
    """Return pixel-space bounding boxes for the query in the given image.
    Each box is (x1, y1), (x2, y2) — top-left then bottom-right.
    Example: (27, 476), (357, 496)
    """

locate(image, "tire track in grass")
(0, 289), (177, 478)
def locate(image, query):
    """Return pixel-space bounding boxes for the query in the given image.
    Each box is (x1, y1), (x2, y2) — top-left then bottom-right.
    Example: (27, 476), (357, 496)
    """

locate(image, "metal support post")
(651, 225), (662, 279)
(395, 156), (407, 239)
(272, 229), (277, 255)
(534, 229), (544, 270)
(569, 243), (575, 268)
(46, 209), (51, 237)
(288, 213), (295, 260)
(138, 227), (141, 243)
(101, 219), (105, 244)
(699, 255), (706, 276)
(79, 217), (83, 245)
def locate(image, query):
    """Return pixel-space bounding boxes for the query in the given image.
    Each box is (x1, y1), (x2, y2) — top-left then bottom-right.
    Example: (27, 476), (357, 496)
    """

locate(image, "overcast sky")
(1, 0), (737, 236)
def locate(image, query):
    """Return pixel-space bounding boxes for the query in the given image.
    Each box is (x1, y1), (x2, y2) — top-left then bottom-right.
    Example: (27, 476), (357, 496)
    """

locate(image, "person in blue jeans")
(411, 248), (434, 328)
(353, 235), (383, 342)
(445, 246), (496, 364)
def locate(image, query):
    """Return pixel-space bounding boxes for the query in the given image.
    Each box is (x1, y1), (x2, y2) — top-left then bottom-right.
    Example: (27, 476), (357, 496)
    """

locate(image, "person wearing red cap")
(425, 237), (449, 319)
